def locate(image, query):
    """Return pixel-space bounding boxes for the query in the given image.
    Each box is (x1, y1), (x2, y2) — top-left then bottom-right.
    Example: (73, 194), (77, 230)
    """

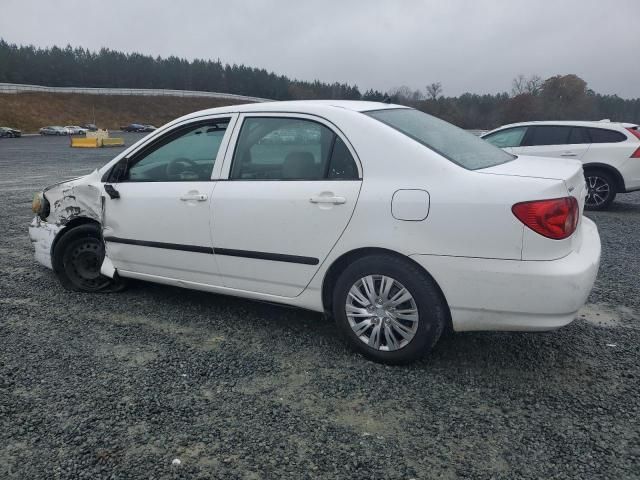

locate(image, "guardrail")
(0, 82), (269, 103)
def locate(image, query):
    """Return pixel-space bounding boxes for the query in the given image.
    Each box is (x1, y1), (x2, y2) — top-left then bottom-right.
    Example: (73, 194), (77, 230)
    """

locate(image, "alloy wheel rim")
(585, 176), (610, 207)
(345, 275), (419, 351)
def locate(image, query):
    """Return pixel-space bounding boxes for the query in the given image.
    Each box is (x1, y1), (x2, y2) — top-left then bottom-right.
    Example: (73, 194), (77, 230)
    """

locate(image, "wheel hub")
(585, 175), (610, 207)
(64, 238), (110, 291)
(345, 274), (419, 352)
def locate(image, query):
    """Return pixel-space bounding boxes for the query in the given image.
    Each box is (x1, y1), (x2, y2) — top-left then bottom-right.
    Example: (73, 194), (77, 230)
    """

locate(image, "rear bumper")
(620, 158), (640, 192)
(28, 217), (62, 270)
(410, 217), (601, 332)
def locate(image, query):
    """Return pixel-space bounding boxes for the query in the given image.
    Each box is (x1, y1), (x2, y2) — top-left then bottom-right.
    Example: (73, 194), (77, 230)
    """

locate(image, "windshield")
(365, 108), (514, 170)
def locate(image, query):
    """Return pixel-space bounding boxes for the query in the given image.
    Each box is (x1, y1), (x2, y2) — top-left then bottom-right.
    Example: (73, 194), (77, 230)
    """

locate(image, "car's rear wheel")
(584, 170), (616, 210)
(332, 254), (447, 364)
(52, 224), (124, 292)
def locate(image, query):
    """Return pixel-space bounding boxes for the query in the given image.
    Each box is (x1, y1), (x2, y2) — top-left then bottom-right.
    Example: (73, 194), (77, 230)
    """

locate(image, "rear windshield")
(365, 108), (514, 170)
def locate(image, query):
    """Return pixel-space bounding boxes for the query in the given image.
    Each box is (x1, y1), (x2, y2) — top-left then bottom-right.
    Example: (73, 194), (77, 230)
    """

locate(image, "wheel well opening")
(321, 247), (453, 331)
(51, 217), (102, 263)
(583, 164), (625, 192)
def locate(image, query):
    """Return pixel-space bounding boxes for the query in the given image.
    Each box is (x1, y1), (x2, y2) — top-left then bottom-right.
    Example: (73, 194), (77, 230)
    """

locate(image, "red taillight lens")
(626, 127), (640, 140)
(626, 129), (640, 158)
(512, 197), (579, 240)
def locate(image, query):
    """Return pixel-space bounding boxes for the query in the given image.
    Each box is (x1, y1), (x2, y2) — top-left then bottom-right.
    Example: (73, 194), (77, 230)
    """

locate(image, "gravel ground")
(1, 134), (639, 479)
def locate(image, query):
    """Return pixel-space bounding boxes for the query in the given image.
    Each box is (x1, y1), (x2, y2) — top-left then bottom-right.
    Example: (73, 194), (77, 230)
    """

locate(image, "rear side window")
(230, 117), (359, 180)
(365, 108), (513, 170)
(523, 126), (572, 146)
(568, 127), (591, 144)
(328, 137), (359, 179)
(483, 127), (527, 148)
(588, 128), (626, 143)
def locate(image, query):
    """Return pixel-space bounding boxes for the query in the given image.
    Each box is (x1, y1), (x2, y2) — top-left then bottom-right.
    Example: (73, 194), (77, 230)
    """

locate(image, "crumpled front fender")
(28, 217), (63, 269)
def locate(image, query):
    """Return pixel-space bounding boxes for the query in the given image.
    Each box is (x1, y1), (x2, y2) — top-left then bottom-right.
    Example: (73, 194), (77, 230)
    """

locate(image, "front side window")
(523, 126), (572, 146)
(483, 127), (527, 148)
(124, 119), (229, 182)
(365, 108), (513, 170)
(230, 117), (359, 180)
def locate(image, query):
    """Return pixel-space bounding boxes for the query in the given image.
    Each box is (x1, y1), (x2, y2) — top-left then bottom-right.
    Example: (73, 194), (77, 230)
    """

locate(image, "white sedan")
(64, 125), (89, 135)
(29, 101), (600, 363)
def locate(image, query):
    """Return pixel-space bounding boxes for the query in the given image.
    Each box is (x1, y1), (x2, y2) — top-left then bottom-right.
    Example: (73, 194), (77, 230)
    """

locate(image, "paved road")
(1, 135), (639, 479)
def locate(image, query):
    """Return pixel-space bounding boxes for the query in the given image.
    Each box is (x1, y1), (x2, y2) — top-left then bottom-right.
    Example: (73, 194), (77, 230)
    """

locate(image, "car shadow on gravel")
(116, 278), (602, 378)
(30, 266), (619, 386)
(589, 196), (640, 216)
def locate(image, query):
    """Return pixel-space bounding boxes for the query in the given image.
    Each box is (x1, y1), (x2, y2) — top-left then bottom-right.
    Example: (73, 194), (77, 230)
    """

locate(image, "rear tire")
(52, 224), (125, 292)
(584, 169), (616, 210)
(332, 254), (447, 364)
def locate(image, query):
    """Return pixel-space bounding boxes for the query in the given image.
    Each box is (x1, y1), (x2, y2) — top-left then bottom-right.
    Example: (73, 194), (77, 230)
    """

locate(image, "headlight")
(32, 192), (42, 213)
(32, 192), (50, 219)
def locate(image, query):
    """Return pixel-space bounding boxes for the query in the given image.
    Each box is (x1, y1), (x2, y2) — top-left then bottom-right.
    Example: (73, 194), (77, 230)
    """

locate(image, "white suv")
(482, 121), (640, 209)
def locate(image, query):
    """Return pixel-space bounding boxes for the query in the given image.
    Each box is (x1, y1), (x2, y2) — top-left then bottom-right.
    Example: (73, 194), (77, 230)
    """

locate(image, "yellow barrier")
(102, 138), (125, 147)
(70, 136), (124, 148)
(71, 137), (99, 148)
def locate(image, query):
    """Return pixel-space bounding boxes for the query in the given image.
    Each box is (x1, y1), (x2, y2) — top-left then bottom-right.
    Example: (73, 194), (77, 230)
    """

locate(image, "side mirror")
(109, 157), (128, 183)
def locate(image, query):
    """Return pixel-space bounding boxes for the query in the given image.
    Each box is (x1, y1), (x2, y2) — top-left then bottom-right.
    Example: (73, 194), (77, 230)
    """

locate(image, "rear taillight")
(626, 129), (640, 158)
(512, 197), (579, 240)
(626, 127), (640, 140)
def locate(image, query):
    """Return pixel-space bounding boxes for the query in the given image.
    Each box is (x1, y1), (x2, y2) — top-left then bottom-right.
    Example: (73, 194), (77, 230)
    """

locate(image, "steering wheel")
(166, 157), (199, 180)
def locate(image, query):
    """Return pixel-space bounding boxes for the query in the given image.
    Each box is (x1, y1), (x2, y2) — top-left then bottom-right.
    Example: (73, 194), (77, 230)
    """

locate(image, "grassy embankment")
(0, 92), (251, 132)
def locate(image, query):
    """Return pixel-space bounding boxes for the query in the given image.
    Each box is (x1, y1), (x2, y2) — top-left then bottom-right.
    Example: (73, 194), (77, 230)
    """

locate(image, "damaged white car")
(29, 101), (601, 364)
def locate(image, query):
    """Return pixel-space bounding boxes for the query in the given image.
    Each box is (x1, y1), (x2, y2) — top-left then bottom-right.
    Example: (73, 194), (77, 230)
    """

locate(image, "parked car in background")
(121, 123), (156, 132)
(64, 125), (89, 135)
(39, 126), (68, 136)
(83, 123), (98, 132)
(0, 127), (22, 138)
(120, 123), (143, 132)
(29, 101), (600, 364)
(482, 121), (640, 210)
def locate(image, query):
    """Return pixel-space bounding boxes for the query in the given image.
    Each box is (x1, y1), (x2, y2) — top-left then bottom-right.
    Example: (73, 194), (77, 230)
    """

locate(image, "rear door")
(581, 127), (631, 172)
(210, 114), (362, 297)
(512, 125), (591, 160)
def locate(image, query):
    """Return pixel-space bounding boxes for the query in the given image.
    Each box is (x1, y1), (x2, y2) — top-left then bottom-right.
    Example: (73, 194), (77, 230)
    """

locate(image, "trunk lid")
(478, 155), (587, 261)
(479, 155), (586, 207)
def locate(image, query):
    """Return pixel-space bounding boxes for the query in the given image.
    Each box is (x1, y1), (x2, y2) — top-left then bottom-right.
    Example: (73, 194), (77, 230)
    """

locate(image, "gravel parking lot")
(1, 134), (639, 479)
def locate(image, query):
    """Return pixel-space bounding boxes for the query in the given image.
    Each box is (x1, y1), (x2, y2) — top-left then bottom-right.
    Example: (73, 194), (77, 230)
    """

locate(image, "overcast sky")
(1, 0), (638, 98)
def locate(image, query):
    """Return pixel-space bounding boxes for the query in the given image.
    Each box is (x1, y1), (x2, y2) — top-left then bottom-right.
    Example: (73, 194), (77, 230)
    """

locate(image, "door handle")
(180, 193), (208, 201)
(561, 152), (577, 157)
(310, 195), (346, 205)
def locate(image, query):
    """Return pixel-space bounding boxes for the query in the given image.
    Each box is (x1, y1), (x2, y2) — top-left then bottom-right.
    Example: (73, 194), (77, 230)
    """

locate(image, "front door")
(211, 114), (362, 297)
(102, 115), (235, 285)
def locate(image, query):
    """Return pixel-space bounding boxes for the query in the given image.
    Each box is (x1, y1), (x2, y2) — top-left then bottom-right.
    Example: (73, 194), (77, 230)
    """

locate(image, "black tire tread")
(52, 223), (124, 293)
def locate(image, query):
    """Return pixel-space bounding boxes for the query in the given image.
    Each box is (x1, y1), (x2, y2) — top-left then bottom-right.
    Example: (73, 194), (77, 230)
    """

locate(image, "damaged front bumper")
(28, 217), (62, 270)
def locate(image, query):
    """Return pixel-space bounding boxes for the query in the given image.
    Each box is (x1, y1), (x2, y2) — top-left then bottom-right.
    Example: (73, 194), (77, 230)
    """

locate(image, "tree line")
(381, 75), (640, 129)
(0, 40), (638, 129)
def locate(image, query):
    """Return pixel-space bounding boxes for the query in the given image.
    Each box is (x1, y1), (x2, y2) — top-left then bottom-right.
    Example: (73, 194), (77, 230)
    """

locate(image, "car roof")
(490, 120), (637, 130)
(178, 100), (406, 121)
